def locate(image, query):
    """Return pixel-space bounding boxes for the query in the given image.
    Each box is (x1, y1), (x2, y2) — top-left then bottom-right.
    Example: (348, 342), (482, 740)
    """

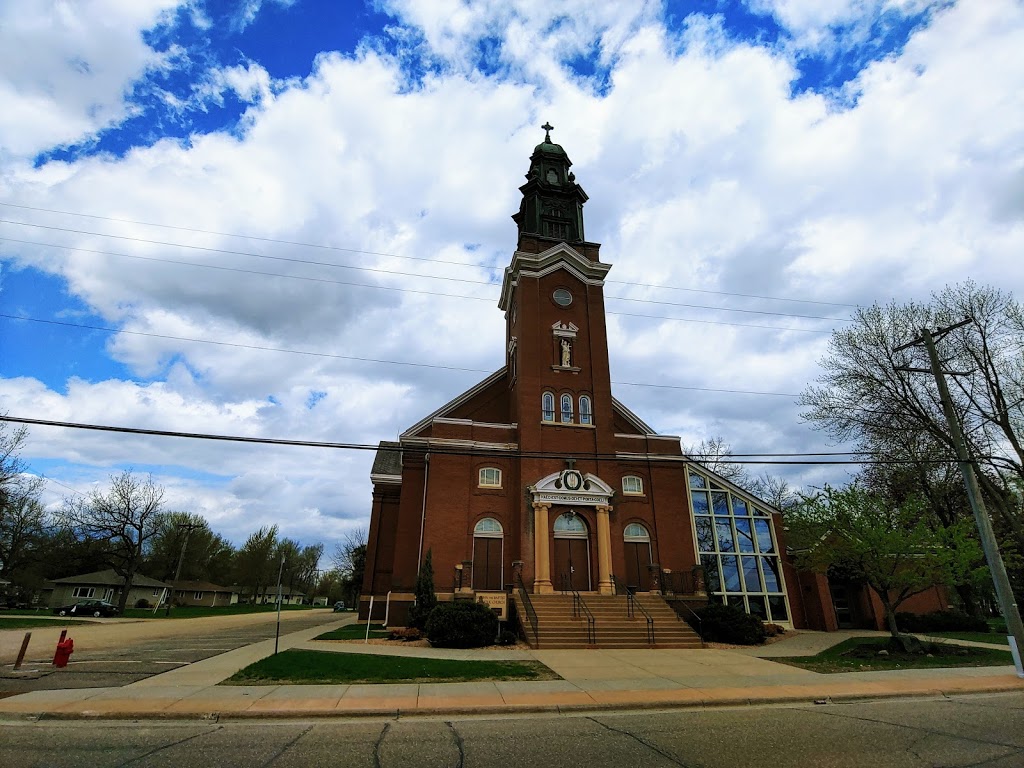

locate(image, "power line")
(0, 235), (839, 333)
(0, 201), (859, 308)
(0, 219), (848, 321)
(0, 313), (803, 396)
(0, 414), (943, 465)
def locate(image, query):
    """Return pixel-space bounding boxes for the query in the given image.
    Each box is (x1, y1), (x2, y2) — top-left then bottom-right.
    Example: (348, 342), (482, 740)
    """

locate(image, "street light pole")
(896, 320), (1024, 677)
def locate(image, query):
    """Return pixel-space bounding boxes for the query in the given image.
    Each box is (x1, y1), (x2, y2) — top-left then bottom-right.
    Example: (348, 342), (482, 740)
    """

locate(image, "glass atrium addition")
(689, 469), (790, 623)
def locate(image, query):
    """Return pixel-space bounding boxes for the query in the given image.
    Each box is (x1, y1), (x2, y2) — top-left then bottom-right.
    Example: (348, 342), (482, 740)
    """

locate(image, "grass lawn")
(923, 631), (1009, 646)
(0, 618), (97, 630)
(224, 649), (559, 685)
(120, 604), (321, 620)
(315, 624), (389, 641)
(776, 636), (1014, 674)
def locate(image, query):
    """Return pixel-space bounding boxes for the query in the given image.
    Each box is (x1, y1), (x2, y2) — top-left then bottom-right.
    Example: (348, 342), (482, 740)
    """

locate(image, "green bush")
(425, 601), (499, 648)
(896, 610), (989, 633)
(497, 629), (518, 646)
(688, 602), (766, 645)
(407, 549), (438, 630)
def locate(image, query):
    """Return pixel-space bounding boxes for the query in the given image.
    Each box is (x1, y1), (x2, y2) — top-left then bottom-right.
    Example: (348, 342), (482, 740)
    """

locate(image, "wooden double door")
(623, 541), (653, 591)
(554, 536), (591, 591)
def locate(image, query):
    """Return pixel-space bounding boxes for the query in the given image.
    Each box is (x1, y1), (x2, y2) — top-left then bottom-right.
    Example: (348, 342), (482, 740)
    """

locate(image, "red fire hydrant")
(53, 637), (74, 668)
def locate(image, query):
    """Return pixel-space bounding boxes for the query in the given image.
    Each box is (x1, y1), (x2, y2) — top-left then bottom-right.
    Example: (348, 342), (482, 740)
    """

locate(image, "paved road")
(0, 611), (343, 693)
(1, 693), (1021, 767)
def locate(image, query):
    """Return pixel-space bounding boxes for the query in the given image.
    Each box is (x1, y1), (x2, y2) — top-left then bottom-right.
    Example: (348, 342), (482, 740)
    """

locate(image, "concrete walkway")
(1, 625), (1021, 719)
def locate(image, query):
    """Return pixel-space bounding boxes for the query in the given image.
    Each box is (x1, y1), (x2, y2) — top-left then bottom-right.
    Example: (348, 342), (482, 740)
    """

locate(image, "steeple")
(512, 122), (590, 247)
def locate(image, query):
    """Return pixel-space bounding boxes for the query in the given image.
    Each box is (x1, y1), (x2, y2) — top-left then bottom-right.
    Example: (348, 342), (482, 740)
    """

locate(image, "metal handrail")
(560, 574), (596, 645)
(672, 599), (705, 647)
(625, 585), (655, 645)
(514, 572), (539, 646)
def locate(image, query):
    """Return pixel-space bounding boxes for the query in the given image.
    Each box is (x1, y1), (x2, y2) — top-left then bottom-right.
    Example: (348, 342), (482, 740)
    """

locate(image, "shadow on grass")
(774, 636), (1014, 674)
(223, 649), (560, 685)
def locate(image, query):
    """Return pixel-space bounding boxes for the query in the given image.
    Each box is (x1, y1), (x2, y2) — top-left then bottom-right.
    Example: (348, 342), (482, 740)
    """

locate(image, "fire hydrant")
(53, 637), (74, 668)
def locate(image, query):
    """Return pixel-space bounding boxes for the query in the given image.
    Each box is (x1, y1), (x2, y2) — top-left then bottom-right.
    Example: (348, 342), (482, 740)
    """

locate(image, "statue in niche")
(560, 338), (572, 367)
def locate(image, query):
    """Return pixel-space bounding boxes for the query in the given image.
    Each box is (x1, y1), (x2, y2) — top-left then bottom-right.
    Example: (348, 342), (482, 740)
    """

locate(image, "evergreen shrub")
(689, 601), (767, 645)
(425, 601), (499, 648)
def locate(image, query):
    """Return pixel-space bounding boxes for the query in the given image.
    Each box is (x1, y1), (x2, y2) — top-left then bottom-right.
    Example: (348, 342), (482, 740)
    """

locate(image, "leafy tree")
(233, 525), (279, 602)
(407, 549), (437, 629)
(145, 512), (235, 584)
(61, 471), (168, 613)
(786, 484), (962, 637)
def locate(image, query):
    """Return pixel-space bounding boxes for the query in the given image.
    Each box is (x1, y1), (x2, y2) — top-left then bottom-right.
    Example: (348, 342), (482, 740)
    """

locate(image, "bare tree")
(332, 527), (367, 605)
(800, 281), (1024, 560)
(685, 436), (750, 487)
(62, 471), (167, 612)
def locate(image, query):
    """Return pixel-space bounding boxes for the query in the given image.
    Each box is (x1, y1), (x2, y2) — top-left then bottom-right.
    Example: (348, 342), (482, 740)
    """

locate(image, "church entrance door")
(623, 542), (652, 591)
(553, 512), (591, 591)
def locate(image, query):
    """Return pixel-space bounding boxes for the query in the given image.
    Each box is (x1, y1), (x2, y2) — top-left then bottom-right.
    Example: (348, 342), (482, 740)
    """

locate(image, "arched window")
(474, 517), (503, 535)
(623, 523), (650, 541)
(472, 518), (503, 590)
(553, 513), (587, 534)
(622, 475), (644, 495)
(542, 392), (555, 422)
(560, 393), (573, 423)
(478, 467), (502, 488)
(579, 395), (592, 425)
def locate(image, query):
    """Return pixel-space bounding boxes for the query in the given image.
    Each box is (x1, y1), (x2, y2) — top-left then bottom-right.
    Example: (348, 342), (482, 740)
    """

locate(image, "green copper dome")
(512, 122), (588, 243)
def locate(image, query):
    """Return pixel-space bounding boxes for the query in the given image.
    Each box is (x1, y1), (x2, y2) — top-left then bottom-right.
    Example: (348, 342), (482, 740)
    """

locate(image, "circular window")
(552, 288), (573, 307)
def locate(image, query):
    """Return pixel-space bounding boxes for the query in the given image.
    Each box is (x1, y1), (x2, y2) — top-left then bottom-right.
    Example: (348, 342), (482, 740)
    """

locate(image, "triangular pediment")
(530, 470), (614, 506)
(499, 242), (611, 311)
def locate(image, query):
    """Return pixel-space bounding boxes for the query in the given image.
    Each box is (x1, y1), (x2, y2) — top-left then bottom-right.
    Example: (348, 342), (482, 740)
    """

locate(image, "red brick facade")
(360, 132), (815, 630)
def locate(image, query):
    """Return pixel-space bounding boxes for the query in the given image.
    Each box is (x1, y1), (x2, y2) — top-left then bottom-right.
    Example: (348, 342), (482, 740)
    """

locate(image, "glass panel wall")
(689, 469), (791, 623)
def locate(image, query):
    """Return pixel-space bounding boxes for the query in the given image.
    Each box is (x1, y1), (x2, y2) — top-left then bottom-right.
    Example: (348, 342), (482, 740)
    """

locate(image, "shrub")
(763, 623), (786, 638)
(134, 599), (151, 609)
(896, 610), (989, 633)
(688, 602), (767, 645)
(425, 601), (499, 648)
(497, 629), (518, 646)
(407, 550), (438, 630)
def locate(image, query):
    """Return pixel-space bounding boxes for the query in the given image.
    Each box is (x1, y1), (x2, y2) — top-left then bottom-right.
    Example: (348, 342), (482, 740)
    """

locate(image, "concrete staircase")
(513, 592), (703, 649)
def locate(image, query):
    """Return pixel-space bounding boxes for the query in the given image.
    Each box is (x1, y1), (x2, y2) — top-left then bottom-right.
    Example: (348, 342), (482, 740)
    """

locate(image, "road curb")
(3, 682), (1022, 721)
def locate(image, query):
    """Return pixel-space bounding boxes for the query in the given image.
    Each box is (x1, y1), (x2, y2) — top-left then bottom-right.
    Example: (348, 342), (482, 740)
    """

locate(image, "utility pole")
(896, 319), (1024, 677)
(274, 554), (285, 655)
(165, 522), (199, 616)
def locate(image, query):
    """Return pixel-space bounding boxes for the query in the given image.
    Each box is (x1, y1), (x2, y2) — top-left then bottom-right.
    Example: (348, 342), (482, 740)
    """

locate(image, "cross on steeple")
(564, 458), (576, 471)
(541, 121), (554, 142)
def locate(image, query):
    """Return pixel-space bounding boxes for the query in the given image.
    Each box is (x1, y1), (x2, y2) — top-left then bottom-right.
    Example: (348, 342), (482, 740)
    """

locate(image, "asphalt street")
(0, 611), (342, 694)
(1, 692), (1022, 767)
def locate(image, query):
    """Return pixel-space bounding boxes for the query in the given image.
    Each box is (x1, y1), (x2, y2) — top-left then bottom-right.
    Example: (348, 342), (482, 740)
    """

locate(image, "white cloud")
(2, 0), (1023, 551)
(0, 0), (185, 161)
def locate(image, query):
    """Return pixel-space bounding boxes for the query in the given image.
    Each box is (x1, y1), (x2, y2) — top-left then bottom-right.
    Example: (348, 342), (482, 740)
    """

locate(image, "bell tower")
(511, 122), (590, 251)
(499, 123), (615, 459)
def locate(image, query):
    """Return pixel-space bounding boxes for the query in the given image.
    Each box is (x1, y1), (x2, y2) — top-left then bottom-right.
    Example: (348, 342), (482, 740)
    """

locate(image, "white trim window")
(72, 587), (96, 599)
(579, 395), (592, 425)
(622, 475), (644, 495)
(542, 392), (555, 422)
(193, 591), (204, 600)
(560, 393), (573, 423)
(478, 467), (502, 488)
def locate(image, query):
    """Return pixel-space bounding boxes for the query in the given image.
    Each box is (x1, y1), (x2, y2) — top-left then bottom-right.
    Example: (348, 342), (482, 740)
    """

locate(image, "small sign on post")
(476, 591), (508, 621)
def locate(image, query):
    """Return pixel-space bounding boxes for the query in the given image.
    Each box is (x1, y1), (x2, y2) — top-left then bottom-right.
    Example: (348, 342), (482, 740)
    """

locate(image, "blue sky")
(2, 0), (1022, 549)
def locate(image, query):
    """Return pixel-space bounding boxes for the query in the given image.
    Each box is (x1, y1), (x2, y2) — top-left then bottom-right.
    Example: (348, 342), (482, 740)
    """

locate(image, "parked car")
(333, 600), (346, 612)
(53, 600), (120, 618)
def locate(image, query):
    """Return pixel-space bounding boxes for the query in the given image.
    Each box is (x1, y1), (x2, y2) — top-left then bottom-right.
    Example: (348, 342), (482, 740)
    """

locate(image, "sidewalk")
(1, 625), (1021, 720)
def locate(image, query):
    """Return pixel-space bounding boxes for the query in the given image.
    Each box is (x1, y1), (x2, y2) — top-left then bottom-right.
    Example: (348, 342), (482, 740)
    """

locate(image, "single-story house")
(47, 569), (171, 610)
(168, 580), (238, 607)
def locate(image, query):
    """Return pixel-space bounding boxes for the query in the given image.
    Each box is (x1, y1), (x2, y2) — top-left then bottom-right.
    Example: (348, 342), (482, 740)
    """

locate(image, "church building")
(361, 126), (812, 642)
